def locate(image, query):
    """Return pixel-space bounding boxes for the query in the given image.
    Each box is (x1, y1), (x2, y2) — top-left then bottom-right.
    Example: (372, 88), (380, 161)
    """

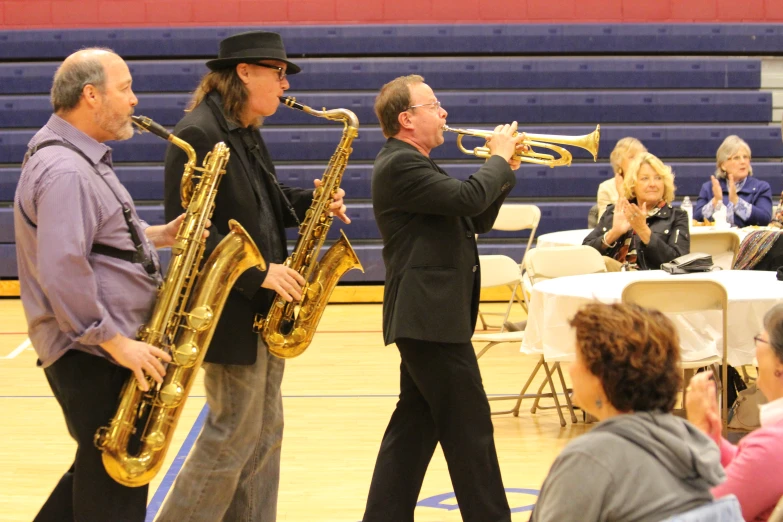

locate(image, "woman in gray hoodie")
(531, 302), (726, 522)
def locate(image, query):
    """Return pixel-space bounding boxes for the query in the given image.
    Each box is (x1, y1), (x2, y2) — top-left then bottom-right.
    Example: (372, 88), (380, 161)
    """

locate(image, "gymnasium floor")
(0, 299), (587, 521)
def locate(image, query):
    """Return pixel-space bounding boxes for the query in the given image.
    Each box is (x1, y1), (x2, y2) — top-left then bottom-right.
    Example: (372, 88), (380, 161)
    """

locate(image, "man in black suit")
(362, 75), (523, 522)
(157, 31), (349, 522)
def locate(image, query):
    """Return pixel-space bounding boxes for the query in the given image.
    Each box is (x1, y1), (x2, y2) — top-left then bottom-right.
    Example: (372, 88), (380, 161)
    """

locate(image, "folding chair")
(621, 279), (729, 433)
(521, 244), (607, 305)
(690, 231), (740, 270)
(477, 204), (541, 330)
(470, 255), (528, 414)
(661, 494), (743, 522)
(492, 245), (607, 425)
(475, 255), (523, 344)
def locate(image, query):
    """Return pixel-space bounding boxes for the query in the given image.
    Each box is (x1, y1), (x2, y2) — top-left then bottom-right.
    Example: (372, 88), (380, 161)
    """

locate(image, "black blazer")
(372, 138), (515, 346)
(163, 94), (312, 365)
(583, 201), (690, 270)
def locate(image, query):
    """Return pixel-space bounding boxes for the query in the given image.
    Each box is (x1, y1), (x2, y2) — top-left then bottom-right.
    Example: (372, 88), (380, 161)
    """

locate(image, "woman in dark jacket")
(584, 152), (689, 270)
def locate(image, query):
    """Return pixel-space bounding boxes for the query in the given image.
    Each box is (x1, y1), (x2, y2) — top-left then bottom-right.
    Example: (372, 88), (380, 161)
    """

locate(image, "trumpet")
(443, 124), (600, 168)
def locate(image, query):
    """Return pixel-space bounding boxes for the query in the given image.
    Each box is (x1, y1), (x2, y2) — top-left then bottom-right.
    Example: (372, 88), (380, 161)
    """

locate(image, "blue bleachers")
(0, 200), (593, 245)
(0, 238), (525, 281)
(2, 25), (783, 59)
(5, 162), (781, 204)
(2, 125), (781, 165)
(0, 57), (761, 95)
(0, 91), (771, 128)
(2, 23), (781, 285)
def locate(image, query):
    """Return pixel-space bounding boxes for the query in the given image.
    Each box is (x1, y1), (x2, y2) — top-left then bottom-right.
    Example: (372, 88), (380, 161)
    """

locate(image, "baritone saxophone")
(94, 115), (265, 487)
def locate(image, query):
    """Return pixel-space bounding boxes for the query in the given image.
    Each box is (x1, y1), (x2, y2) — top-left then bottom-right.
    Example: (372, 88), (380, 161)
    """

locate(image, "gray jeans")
(156, 336), (285, 522)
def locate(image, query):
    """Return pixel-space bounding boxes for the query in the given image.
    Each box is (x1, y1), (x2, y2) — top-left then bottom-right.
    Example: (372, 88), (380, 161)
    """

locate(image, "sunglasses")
(254, 62), (287, 82)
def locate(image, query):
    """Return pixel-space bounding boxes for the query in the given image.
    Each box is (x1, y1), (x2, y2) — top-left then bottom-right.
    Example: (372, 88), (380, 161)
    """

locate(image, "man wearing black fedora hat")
(156, 31), (349, 522)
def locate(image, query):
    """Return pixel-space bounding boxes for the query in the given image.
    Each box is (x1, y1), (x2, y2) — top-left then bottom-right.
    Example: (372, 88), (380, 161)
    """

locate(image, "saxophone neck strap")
(238, 130), (301, 226)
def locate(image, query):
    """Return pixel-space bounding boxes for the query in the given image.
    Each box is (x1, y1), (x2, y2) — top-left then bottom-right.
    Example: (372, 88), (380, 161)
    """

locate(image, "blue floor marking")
(145, 404), (209, 522)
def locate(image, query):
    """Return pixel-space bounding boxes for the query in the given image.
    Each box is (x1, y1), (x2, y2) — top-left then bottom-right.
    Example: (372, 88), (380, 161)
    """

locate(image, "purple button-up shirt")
(14, 114), (161, 367)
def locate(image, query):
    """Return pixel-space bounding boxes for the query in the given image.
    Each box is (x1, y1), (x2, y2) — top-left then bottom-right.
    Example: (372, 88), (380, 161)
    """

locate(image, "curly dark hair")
(569, 302), (682, 412)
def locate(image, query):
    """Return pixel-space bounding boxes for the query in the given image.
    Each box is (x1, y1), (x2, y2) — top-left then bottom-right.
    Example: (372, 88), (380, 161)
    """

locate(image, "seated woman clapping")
(686, 303), (783, 522)
(530, 302), (724, 522)
(693, 135), (773, 227)
(584, 153), (689, 270)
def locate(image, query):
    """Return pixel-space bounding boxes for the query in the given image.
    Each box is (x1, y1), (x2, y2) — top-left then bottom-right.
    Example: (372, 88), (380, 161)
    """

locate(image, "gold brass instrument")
(443, 124), (601, 168)
(94, 115), (265, 487)
(252, 96), (364, 359)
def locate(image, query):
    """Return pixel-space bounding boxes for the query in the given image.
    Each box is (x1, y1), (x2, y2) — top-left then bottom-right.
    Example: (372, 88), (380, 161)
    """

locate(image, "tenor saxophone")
(94, 115), (265, 487)
(253, 97), (363, 358)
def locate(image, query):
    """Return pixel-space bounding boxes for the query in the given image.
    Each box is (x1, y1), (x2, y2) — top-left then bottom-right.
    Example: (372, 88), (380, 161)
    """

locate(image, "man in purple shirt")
(14, 48), (184, 522)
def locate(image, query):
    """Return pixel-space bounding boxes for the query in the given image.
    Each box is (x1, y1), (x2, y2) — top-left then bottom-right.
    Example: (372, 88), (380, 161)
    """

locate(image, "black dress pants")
(362, 338), (511, 522)
(35, 350), (148, 522)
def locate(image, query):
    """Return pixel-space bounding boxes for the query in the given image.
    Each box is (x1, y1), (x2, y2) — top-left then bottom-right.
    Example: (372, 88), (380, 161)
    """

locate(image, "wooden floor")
(0, 298), (589, 522)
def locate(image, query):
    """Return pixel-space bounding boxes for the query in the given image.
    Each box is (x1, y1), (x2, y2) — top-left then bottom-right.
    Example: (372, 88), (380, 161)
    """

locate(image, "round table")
(536, 227), (749, 249)
(521, 270), (783, 367)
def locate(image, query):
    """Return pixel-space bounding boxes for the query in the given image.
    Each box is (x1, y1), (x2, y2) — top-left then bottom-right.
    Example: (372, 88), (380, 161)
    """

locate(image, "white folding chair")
(470, 255), (527, 414)
(621, 279), (729, 433)
(521, 244), (608, 304)
(477, 204), (541, 330)
(690, 231), (740, 270)
(492, 245), (607, 425)
(475, 255), (523, 343)
(662, 494), (743, 522)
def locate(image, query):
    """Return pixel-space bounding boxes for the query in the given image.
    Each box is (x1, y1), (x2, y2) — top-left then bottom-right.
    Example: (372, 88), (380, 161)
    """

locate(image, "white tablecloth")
(521, 270), (783, 367)
(536, 227), (748, 249)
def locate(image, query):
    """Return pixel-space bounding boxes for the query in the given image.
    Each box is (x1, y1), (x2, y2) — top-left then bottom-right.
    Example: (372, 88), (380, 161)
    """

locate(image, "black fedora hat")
(206, 30), (301, 74)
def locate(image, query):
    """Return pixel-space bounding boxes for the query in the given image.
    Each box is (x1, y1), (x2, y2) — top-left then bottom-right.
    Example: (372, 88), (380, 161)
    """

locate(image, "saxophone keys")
(267, 332), (286, 346)
(187, 305), (214, 331)
(173, 342), (199, 367)
(158, 382), (185, 408)
(145, 430), (166, 450)
(252, 313), (266, 333)
(292, 327), (307, 343)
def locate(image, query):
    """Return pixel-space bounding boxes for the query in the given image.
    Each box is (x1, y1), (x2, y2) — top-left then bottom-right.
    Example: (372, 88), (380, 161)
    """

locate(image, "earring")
(595, 398), (603, 409)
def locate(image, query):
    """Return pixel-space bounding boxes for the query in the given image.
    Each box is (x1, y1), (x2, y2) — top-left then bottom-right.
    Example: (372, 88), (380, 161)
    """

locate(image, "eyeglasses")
(754, 335), (770, 346)
(406, 100), (442, 112)
(254, 62), (287, 82)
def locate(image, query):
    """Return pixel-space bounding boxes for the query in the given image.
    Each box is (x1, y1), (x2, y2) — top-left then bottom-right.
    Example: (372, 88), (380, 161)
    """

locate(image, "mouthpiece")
(279, 96), (306, 111)
(131, 115), (172, 141)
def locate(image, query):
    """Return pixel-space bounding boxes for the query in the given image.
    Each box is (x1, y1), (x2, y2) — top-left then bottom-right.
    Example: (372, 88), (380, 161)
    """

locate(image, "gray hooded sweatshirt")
(531, 411), (725, 522)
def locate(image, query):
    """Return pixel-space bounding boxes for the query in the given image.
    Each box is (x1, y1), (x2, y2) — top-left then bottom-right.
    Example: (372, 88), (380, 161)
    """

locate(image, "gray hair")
(763, 303), (783, 363)
(50, 47), (115, 113)
(714, 135), (752, 179)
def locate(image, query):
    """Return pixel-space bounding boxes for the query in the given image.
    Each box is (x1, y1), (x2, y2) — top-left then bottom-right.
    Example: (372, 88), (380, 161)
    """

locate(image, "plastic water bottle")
(681, 196), (693, 230)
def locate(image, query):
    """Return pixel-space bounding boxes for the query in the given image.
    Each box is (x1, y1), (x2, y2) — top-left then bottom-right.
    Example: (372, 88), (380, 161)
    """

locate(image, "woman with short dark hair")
(531, 302), (724, 522)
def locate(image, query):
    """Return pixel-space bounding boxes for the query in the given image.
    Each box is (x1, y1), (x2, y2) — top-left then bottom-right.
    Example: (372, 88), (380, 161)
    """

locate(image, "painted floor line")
(4, 337), (31, 359)
(145, 404), (209, 522)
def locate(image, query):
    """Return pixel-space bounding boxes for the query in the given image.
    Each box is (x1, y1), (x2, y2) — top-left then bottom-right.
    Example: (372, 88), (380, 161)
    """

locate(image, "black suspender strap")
(24, 140), (157, 275)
